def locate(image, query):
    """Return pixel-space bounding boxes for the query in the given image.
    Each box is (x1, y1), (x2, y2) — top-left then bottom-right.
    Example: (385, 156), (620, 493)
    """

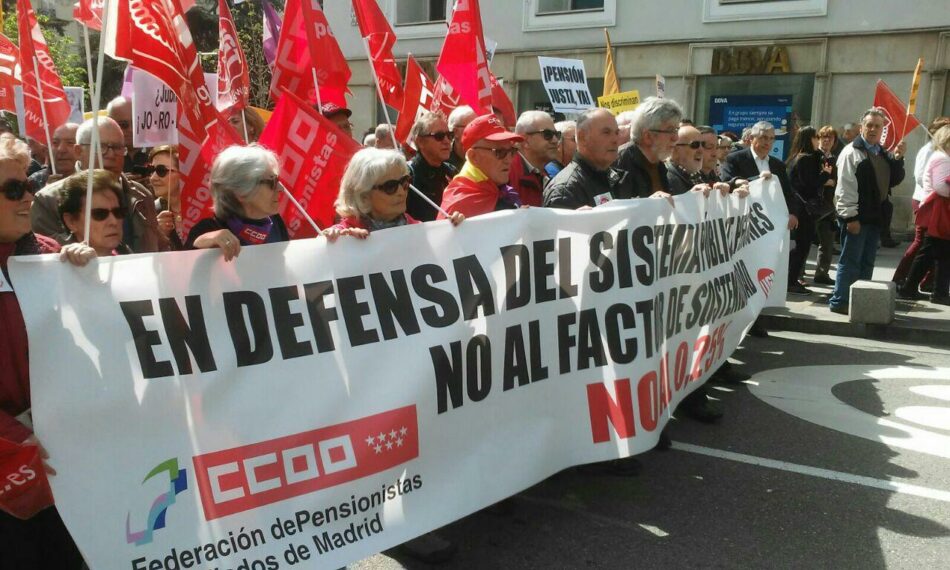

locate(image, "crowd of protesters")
(2, 90), (947, 567)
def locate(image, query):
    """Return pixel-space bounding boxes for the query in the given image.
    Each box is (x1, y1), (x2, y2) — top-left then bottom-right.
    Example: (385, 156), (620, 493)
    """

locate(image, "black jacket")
(543, 154), (634, 209)
(665, 162), (702, 196)
(408, 154), (456, 222)
(720, 147), (799, 217)
(834, 137), (905, 225)
(788, 151), (832, 204)
(613, 142), (670, 198)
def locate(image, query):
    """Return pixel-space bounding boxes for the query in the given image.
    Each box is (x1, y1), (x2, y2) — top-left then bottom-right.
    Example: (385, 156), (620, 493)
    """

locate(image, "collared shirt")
(753, 152), (770, 174)
(519, 152), (550, 187)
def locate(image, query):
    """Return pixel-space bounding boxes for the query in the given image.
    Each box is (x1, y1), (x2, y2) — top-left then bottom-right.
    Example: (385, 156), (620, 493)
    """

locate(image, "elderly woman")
(148, 145), (183, 250)
(57, 170), (131, 259)
(185, 144), (288, 260)
(325, 148), (463, 241)
(0, 133), (84, 568)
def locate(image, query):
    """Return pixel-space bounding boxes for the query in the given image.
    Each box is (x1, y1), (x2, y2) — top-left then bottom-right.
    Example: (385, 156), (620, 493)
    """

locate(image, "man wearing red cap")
(438, 115), (525, 219)
(321, 102), (354, 140)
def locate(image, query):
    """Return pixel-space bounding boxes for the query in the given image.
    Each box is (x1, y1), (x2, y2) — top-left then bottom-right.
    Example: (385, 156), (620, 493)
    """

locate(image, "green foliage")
(2, 7), (88, 92)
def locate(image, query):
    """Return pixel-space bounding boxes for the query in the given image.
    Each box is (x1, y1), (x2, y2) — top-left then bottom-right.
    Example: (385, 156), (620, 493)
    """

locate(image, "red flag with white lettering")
(269, 0), (351, 108)
(395, 56), (434, 144)
(72, 0), (103, 30)
(430, 76), (461, 118)
(105, 0), (219, 143)
(258, 89), (361, 238)
(436, 0), (492, 113)
(0, 34), (20, 113)
(352, 0), (404, 110)
(216, 0), (250, 114)
(872, 80), (922, 152)
(17, 0), (72, 143)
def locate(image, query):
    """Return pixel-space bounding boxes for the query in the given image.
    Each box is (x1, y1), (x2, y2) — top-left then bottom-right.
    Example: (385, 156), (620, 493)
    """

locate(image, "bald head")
(576, 108), (620, 170)
(51, 122), (80, 176)
(670, 125), (702, 173)
(75, 117), (127, 174)
(107, 96), (134, 150)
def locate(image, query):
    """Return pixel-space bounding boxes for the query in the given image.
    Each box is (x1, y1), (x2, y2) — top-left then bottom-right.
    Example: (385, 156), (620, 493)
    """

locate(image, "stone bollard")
(849, 280), (896, 324)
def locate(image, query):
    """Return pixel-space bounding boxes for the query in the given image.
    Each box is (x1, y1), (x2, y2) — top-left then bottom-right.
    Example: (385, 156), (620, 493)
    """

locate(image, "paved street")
(353, 331), (950, 569)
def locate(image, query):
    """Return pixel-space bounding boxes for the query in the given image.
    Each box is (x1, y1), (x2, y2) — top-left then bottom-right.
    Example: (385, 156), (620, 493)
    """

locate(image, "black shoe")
(682, 399), (724, 424)
(931, 296), (950, 306)
(748, 320), (769, 338)
(401, 532), (457, 564)
(897, 288), (924, 301)
(813, 273), (834, 285)
(656, 428), (672, 451)
(829, 304), (849, 315)
(787, 282), (813, 295)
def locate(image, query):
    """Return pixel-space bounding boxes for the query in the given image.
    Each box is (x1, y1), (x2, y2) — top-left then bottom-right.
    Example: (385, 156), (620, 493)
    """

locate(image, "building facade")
(326, 0), (950, 232)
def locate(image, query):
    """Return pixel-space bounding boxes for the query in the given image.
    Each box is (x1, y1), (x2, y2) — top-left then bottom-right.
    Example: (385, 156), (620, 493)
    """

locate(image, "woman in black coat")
(786, 126), (833, 294)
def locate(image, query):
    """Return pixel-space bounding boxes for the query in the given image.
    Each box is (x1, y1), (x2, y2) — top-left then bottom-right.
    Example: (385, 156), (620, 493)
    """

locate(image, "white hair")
(514, 110), (553, 135)
(749, 121), (775, 138)
(448, 105), (477, 130)
(554, 120), (576, 134)
(335, 148), (408, 219)
(210, 144), (280, 218)
(629, 97), (683, 142)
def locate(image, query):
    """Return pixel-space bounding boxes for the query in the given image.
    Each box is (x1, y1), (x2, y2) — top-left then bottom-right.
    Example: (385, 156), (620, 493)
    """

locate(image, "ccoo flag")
(16, 0), (72, 144)
(395, 56), (435, 144)
(217, 0), (251, 114)
(436, 0), (492, 114)
(0, 34), (20, 113)
(872, 80), (921, 151)
(353, 0), (404, 110)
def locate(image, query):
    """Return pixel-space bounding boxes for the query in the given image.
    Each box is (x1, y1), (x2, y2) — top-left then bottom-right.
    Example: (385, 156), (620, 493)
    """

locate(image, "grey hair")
(628, 96), (683, 142)
(448, 105), (477, 130)
(749, 121), (775, 138)
(576, 108), (614, 135)
(408, 111), (447, 146)
(210, 144), (279, 219)
(76, 117), (122, 144)
(106, 96), (129, 115)
(335, 148), (408, 219)
(374, 123), (393, 139)
(554, 120), (576, 134)
(741, 127), (752, 141)
(861, 107), (887, 124)
(514, 110), (552, 135)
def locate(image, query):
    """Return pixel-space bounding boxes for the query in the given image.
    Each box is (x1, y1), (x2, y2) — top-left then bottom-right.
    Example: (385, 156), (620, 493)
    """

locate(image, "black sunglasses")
(148, 164), (177, 178)
(420, 131), (454, 142)
(2, 178), (34, 201)
(527, 129), (561, 141)
(675, 140), (703, 149)
(374, 175), (411, 195)
(90, 207), (127, 221)
(472, 147), (519, 160)
(258, 177), (279, 189)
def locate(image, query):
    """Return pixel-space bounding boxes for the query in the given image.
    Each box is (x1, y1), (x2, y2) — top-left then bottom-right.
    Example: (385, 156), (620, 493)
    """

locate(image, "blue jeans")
(829, 223), (880, 308)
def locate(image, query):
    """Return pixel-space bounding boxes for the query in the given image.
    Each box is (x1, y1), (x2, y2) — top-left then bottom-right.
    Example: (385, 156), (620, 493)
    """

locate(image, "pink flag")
(436, 0), (492, 113)
(216, 0), (251, 114)
(17, 0), (72, 143)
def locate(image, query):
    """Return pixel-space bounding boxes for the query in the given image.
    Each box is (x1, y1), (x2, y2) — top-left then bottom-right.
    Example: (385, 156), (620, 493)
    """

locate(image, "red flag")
(430, 75), (461, 118)
(270, 0), (351, 108)
(72, 0), (103, 30)
(872, 80), (921, 151)
(258, 89), (361, 237)
(436, 0), (492, 113)
(491, 74), (515, 128)
(352, 0), (403, 110)
(17, 0), (72, 143)
(105, 0), (219, 143)
(0, 34), (20, 113)
(395, 56), (435, 144)
(216, 0), (251, 114)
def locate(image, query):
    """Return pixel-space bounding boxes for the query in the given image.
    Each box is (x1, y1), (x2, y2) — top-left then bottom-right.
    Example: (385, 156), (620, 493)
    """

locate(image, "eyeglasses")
(526, 129), (561, 141)
(148, 164), (177, 178)
(675, 140), (703, 149)
(81, 143), (127, 155)
(419, 131), (455, 142)
(258, 177), (279, 190)
(373, 175), (411, 195)
(472, 146), (519, 160)
(650, 128), (678, 135)
(1, 178), (34, 201)
(90, 207), (127, 221)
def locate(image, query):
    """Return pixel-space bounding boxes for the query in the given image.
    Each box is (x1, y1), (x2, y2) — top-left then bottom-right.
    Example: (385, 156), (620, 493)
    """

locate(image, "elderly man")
(666, 125), (709, 194)
(106, 96), (148, 175)
(510, 111), (559, 207)
(543, 108), (635, 209)
(447, 105), (477, 170)
(28, 122), (79, 188)
(373, 124), (395, 149)
(30, 117), (164, 252)
(438, 114), (524, 218)
(545, 120), (576, 177)
(830, 108), (906, 314)
(696, 125), (721, 184)
(613, 96), (680, 199)
(321, 102), (354, 140)
(407, 111), (458, 222)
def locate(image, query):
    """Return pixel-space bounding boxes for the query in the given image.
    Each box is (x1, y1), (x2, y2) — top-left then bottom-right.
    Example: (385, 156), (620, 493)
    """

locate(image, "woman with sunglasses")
(0, 134), (85, 568)
(326, 148), (463, 241)
(184, 145), (288, 261)
(57, 170), (131, 258)
(149, 145), (184, 250)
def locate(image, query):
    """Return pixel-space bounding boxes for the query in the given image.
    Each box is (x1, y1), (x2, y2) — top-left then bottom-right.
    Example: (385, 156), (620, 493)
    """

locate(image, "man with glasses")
(28, 122), (80, 188)
(438, 114), (524, 219)
(106, 96), (149, 178)
(510, 111), (559, 207)
(613, 96), (680, 199)
(30, 117), (164, 252)
(407, 111), (458, 221)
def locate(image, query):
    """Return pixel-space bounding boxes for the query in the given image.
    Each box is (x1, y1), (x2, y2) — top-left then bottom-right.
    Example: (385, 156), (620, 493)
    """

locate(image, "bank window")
(537, 0), (605, 14)
(703, 0), (827, 22)
(395, 0), (447, 25)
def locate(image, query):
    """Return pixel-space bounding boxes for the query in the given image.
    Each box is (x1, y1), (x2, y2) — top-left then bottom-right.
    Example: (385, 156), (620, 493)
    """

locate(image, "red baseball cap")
(461, 114), (524, 152)
(320, 102), (352, 119)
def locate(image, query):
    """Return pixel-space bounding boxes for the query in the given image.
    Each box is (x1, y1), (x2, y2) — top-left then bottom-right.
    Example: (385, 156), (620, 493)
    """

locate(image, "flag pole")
(30, 56), (57, 176)
(364, 41), (450, 218)
(241, 110), (249, 143)
(83, 0), (111, 246)
(81, 25), (103, 167)
(311, 68), (323, 112)
(279, 184), (322, 234)
(897, 57), (923, 147)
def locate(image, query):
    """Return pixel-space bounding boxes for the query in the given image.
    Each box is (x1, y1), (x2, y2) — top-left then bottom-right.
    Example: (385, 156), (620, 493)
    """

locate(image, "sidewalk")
(760, 239), (950, 348)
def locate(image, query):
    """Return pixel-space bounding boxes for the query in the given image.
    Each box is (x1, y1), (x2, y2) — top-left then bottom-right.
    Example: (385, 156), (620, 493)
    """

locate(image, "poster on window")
(708, 94), (793, 160)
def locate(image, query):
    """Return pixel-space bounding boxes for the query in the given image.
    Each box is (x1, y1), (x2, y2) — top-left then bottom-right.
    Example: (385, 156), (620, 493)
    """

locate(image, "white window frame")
(703, 0), (828, 23)
(523, 0), (616, 32)
(380, 0), (452, 40)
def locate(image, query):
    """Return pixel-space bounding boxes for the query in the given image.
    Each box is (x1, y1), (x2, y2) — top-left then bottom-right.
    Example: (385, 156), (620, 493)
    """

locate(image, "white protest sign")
(656, 74), (666, 98)
(64, 87), (84, 124)
(132, 70), (179, 147)
(537, 56), (594, 114)
(12, 183), (789, 569)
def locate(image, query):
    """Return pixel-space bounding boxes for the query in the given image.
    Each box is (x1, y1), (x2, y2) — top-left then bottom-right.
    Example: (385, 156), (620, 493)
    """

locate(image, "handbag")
(922, 192), (950, 240)
(798, 194), (835, 221)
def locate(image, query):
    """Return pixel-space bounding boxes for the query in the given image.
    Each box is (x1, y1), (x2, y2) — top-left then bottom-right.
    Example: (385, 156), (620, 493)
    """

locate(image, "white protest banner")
(656, 74), (666, 98)
(12, 182), (788, 569)
(64, 86), (84, 123)
(132, 69), (179, 147)
(537, 56), (594, 114)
